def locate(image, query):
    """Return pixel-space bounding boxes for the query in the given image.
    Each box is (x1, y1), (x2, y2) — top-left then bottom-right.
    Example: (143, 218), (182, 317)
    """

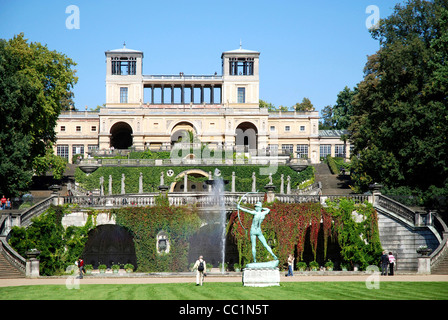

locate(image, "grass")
(0, 282), (447, 300)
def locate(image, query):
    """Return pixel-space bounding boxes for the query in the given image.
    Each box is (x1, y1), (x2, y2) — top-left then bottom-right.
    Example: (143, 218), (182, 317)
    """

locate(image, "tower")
(221, 44), (260, 109)
(105, 43), (144, 106)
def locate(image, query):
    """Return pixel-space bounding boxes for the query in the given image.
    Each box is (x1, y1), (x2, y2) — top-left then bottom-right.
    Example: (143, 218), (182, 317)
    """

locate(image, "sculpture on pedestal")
(236, 193), (279, 268)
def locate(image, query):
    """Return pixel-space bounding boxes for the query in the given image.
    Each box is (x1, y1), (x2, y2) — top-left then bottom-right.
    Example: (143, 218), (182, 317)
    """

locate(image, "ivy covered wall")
(74, 165), (314, 194)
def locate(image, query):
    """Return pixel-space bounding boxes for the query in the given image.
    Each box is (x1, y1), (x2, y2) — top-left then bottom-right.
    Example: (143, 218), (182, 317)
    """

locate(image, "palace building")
(54, 44), (350, 163)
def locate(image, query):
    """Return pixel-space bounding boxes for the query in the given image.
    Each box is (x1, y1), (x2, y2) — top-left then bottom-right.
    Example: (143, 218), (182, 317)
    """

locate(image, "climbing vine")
(229, 199), (383, 270)
(112, 195), (202, 272)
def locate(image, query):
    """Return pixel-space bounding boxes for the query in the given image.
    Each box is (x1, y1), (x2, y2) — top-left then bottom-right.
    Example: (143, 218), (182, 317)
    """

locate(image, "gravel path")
(1, 273), (447, 287)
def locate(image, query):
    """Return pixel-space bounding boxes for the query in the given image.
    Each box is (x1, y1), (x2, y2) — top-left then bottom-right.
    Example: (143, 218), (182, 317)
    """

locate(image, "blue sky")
(0, 0), (403, 114)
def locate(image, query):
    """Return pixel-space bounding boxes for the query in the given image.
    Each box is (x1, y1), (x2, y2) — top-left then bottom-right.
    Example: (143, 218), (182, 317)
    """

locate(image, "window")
(270, 126), (276, 132)
(72, 145), (84, 157)
(111, 56), (137, 75)
(120, 87), (128, 103)
(268, 144), (278, 155)
(237, 87), (245, 103)
(335, 144), (345, 157)
(76, 126), (81, 132)
(296, 144), (309, 158)
(300, 125), (305, 132)
(57, 145), (69, 161)
(88, 145), (99, 153)
(91, 126), (97, 132)
(229, 57), (254, 75)
(285, 126), (290, 132)
(60, 126), (66, 132)
(282, 144), (293, 155)
(320, 144), (331, 158)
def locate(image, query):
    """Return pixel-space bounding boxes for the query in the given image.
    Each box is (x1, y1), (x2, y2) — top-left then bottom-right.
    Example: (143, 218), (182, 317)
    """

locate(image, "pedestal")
(242, 268), (280, 287)
(417, 257), (431, 274)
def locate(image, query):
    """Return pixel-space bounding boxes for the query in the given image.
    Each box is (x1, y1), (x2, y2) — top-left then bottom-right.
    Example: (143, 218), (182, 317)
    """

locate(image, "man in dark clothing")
(380, 251), (389, 276)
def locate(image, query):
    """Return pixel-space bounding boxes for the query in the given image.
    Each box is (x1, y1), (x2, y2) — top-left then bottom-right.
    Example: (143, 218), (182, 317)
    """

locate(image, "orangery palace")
(53, 44), (350, 163)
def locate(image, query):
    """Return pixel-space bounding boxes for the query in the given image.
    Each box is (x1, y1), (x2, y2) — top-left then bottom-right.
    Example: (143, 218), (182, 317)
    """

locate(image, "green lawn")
(0, 282), (447, 300)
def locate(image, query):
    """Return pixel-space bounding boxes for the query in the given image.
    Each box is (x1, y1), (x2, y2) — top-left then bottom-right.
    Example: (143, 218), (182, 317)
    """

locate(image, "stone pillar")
(417, 257), (431, 274)
(210, 85), (214, 104)
(151, 85), (154, 104)
(139, 172), (143, 194)
(251, 172), (256, 193)
(231, 171), (236, 193)
(280, 174), (284, 194)
(200, 85), (204, 104)
(287, 176), (291, 195)
(26, 250), (40, 278)
(181, 85), (185, 104)
(108, 175), (112, 195)
(171, 85), (175, 104)
(121, 174), (125, 194)
(184, 174), (188, 193)
(191, 85), (194, 103)
(161, 85), (165, 104)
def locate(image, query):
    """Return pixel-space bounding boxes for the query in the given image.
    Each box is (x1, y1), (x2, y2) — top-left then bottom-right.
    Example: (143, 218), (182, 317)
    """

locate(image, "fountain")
(205, 169), (229, 274)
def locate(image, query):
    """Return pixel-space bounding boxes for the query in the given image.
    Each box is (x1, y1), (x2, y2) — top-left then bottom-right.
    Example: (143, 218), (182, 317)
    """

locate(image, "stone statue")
(99, 176), (104, 196)
(237, 198), (278, 268)
(121, 173), (125, 194)
(139, 172), (143, 194)
(251, 172), (256, 192)
(108, 175), (112, 195)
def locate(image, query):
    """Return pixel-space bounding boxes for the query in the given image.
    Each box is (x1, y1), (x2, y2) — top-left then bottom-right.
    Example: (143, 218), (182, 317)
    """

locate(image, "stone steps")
(431, 255), (448, 274)
(0, 252), (25, 279)
(377, 211), (439, 272)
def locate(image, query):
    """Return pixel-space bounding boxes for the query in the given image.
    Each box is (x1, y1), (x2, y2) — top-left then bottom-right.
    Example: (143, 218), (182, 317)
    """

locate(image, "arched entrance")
(82, 225), (137, 269)
(170, 169), (209, 192)
(235, 122), (258, 151)
(110, 122), (133, 149)
(170, 121), (197, 145)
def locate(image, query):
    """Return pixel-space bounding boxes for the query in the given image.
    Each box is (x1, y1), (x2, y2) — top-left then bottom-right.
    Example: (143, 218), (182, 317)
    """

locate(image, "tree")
(349, 0), (448, 194)
(333, 86), (357, 129)
(293, 97), (315, 111)
(0, 34), (77, 195)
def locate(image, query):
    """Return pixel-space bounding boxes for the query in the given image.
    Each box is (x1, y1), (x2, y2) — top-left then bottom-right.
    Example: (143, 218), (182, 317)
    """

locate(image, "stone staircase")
(432, 255), (448, 274)
(313, 163), (353, 195)
(0, 251), (25, 279)
(376, 211), (439, 272)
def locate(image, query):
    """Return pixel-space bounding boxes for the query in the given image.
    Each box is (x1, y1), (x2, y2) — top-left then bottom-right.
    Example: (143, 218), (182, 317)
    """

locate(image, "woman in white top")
(388, 252), (396, 276)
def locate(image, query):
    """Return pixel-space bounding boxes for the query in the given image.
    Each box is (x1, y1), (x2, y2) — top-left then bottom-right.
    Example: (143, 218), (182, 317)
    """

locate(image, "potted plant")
(98, 264), (107, 274)
(124, 263), (134, 273)
(112, 263), (120, 273)
(325, 260), (334, 271)
(416, 245), (432, 256)
(218, 262), (228, 272)
(85, 264), (93, 274)
(297, 261), (307, 271)
(233, 263), (241, 272)
(341, 263), (348, 271)
(309, 260), (319, 271)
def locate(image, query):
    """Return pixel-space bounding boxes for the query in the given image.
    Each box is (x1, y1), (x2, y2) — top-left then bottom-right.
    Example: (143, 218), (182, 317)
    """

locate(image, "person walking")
(380, 251), (389, 276)
(193, 255), (207, 286)
(388, 252), (396, 276)
(287, 254), (294, 276)
(0, 195), (6, 210)
(78, 258), (85, 279)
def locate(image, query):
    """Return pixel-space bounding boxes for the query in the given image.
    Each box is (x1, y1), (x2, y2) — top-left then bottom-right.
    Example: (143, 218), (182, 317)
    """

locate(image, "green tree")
(0, 34), (77, 195)
(293, 97), (315, 111)
(349, 0), (448, 194)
